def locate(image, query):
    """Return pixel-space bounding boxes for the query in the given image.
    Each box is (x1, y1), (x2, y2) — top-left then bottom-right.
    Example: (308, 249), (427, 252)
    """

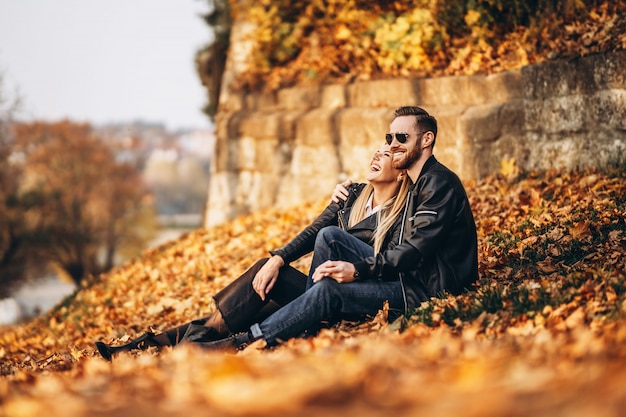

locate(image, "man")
(199, 106), (479, 351)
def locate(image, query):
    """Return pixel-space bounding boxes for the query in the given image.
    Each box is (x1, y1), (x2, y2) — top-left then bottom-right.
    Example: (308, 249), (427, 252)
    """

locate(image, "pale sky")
(0, 0), (214, 130)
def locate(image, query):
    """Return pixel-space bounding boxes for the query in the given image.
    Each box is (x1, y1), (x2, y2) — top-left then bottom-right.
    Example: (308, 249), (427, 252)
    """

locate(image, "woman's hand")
(312, 260), (357, 284)
(252, 255), (284, 301)
(330, 180), (352, 204)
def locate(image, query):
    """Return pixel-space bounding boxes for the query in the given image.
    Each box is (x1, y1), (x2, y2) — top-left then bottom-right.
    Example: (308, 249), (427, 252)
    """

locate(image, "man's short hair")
(393, 106), (438, 147)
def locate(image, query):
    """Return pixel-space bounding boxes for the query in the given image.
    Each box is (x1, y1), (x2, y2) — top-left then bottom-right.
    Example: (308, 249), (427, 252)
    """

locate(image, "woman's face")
(366, 145), (401, 184)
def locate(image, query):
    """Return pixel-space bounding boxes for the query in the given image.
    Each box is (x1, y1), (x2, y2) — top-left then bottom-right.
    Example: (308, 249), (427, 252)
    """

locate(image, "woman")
(96, 145), (410, 360)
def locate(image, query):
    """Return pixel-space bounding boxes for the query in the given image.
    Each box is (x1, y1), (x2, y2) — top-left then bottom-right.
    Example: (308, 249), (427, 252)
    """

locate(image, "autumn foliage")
(1, 165), (625, 416)
(0, 121), (156, 291)
(230, 0), (626, 91)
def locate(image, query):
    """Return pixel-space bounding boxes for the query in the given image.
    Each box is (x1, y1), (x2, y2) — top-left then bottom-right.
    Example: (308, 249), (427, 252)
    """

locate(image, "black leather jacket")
(353, 156), (479, 312)
(270, 183), (379, 264)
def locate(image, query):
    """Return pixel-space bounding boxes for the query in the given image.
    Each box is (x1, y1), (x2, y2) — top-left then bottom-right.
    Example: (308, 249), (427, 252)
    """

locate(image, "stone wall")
(205, 50), (626, 227)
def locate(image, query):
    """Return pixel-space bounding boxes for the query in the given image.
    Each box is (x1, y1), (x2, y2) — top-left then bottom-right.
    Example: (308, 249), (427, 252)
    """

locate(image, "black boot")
(193, 331), (258, 353)
(95, 332), (160, 361)
(179, 320), (222, 343)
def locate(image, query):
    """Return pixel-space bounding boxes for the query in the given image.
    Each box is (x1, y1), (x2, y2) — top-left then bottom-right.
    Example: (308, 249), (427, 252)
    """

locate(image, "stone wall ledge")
(206, 50), (626, 227)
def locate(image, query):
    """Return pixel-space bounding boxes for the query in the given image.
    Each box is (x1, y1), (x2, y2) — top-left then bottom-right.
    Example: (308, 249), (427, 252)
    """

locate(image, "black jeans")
(213, 258), (308, 333)
(161, 258), (307, 344)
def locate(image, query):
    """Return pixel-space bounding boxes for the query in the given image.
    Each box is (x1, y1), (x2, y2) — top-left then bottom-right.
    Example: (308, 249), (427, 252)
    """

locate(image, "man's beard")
(393, 143), (422, 170)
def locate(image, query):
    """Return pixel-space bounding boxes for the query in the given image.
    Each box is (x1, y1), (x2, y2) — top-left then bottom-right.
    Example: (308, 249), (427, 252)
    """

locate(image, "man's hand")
(330, 180), (352, 204)
(312, 260), (357, 284)
(252, 255), (284, 301)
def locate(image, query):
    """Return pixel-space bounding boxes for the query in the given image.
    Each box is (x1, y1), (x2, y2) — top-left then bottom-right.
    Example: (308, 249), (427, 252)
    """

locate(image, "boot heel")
(95, 342), (113, 361)
(94, 332), (158, 361)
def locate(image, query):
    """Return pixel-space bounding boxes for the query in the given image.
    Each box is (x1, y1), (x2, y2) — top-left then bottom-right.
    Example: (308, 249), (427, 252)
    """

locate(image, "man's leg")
(252, 277), (404, 346)
(306, 226), (374, 290)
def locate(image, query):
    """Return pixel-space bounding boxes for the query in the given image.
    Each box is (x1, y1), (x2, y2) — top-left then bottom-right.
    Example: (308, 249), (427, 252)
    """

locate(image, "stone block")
(253, 138), (284, 173)
(421, 71), (522, 107)
(321, 83), (348, 109)
(589, 130), (626, 167)
(245, 91), (278, 112)
(524, 95), (586, 134)
(294, 108), (340, 147)
(485, 133), (531, 176)
(522, 52), (626, 100)
(277, 85), (322, 111)
(483, 70), (523, 102)
(421, 104), (467, 148)
(590, 89), (626, 130)
(524, 133), (606, 172)
(205, 171), (238, 227)
(233, 170), (278, 213)
(499, 100), (525, 134)
(276, 145), (340, 207)
(213, 113), (245, 172)
(459, 100), (524, 145)
(435, 146), (464, 178)
(335, 107), (394, 180)
(278, 111), (305, 144)
(599, 50), (626, 89)
(459, 103), (503, 145)
(239, 113), (279, 138)
(213, 112), (231, 141)
(236, 137), (260, 171)
(213, 136), (237, 172)
(218, 89), (245, 113)
(347, 79), (419, 108)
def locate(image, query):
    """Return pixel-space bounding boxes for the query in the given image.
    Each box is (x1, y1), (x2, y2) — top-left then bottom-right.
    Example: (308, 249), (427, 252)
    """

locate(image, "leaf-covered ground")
(1, 168), (625, 417)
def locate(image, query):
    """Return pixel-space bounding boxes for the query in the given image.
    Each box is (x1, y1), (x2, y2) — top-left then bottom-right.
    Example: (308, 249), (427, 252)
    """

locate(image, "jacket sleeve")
(269, 203), (341, 264)
(353, 172), (460, 280)
(270, 183), (366, 264)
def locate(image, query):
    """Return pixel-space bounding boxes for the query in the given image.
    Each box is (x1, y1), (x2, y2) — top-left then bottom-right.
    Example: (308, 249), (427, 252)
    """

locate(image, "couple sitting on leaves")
(95, 106), (479, 361)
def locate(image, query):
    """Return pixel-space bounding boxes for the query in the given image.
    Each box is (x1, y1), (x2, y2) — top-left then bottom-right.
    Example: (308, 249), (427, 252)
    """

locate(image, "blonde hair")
(348, 175), (411, 254)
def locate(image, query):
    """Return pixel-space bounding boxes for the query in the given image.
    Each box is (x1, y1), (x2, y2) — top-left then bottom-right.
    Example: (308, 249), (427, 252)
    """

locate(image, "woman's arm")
(251, 255), (285, 301)
(269, 182), (365, 264)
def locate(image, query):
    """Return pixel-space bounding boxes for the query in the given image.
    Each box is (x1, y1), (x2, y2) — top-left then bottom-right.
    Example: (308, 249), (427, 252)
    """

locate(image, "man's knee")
(306, 278), (342, 309)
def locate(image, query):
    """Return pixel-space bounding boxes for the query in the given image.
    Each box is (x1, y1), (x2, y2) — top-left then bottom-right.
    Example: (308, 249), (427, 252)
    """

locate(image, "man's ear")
(422, 132), (434, 148)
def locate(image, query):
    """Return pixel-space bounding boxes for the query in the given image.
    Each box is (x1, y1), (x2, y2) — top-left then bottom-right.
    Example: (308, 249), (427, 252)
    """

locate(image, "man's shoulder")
(418, 157), (462, 186)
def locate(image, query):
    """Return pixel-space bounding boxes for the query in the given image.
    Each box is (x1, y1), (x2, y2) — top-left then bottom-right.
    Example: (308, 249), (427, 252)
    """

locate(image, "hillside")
(1, 166), (625, 416)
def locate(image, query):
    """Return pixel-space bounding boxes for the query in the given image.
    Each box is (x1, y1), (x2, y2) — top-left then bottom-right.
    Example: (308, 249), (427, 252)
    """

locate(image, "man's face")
(388, 116), (422, 170)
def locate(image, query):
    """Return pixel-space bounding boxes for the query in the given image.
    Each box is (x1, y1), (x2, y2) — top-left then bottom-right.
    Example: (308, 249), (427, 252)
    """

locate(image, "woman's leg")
(214, 258), (307, 333)
(306, 226), (374, 290)
(96, 259), (308, 359)
(156, 258), (308, 344)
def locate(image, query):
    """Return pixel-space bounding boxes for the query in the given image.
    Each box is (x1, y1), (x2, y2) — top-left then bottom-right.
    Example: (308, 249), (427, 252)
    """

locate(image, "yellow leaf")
(499, 157), (518, 178)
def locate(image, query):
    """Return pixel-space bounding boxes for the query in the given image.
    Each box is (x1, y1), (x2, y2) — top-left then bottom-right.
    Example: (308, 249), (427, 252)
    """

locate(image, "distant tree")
(196, 0), (231, 120)
(0, 74), (25, 297)
(11, 121), (157, 286)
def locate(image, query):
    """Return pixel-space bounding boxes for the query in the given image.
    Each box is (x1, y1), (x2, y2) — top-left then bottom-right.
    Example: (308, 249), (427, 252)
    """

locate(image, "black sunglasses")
(385, 130), (429, 145)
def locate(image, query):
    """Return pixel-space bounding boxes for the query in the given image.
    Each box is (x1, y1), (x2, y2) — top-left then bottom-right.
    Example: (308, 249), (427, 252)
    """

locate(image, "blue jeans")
(251, 226), (404, 345)
(306, 225), (375, 289)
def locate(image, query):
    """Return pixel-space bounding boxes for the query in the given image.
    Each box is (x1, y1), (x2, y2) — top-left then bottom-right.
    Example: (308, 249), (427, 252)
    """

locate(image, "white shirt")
(365, 194), (381, 217)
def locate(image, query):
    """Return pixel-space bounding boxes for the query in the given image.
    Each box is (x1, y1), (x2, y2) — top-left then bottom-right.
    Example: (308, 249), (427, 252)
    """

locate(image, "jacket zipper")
(398, 190), (411, 315)
(338, 210), (346, 230)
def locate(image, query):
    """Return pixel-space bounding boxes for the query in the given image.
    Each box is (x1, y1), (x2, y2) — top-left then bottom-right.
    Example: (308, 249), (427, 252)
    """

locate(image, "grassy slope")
(0, 167), (625, 416)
